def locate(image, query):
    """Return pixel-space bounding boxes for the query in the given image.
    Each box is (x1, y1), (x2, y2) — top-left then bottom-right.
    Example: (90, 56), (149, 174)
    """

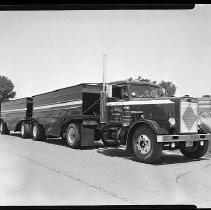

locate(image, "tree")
(0, 76), (16, 102)
(135, 76), (177, 97)
(136, 75), (151, 83)
(159, 80), (177, 97)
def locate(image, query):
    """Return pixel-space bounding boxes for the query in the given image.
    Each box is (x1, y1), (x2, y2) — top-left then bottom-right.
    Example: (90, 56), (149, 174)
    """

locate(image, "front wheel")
(0, 122), (10, 135)
(132, 126), (163, 164)
(180, 141), (209, 159)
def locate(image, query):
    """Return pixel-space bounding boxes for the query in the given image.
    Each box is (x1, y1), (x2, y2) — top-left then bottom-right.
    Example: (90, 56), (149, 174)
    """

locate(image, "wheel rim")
(67, 128), (76, 144)
(21, 124), (25, 136)
(136, 134), (151, 154)
(33, 125), (37, 138)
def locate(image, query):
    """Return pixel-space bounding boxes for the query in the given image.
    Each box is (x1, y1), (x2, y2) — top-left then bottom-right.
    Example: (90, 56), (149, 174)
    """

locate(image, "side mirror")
(106, 84), (112, 98)
(160, 87), (166, 97)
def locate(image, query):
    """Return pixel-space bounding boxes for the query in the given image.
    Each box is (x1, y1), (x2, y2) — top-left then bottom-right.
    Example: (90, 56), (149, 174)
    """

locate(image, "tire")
(21, 122), (31, 139)
(180, 141), (209, 159)
(102, 131), (120, 147)
(32, 123), (45, 141)
(132, 126), (163, 164)
(66, 123), (81, 149)
(0, 122), (10, 135)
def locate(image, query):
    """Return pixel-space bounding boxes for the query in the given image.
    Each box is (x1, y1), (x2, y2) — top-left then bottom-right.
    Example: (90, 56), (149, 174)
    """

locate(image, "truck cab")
(100, 79), (211, 163)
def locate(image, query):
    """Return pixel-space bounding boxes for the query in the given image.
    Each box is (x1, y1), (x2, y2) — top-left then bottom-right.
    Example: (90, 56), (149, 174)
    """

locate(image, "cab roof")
(108, 79), (161, 88)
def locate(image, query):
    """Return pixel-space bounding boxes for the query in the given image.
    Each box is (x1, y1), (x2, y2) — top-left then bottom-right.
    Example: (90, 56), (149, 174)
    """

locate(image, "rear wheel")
(66, 123), (81, 148)
(0, 122), (10, 135)
(32, 123), (45, 141)
(132, 126), (163, 164)
(21, 122), (31, 138)
(180, 141), (209, 159)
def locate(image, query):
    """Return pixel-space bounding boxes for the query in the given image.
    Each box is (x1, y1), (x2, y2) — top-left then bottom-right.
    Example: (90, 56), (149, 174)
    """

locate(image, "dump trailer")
(1, 80), (211, 163)
(0, 97), (33, 137)
(31, 83), (102, 147)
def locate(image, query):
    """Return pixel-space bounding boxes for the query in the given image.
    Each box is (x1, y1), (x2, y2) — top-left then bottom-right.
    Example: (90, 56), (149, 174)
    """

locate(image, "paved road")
(0, 133), (211, 207)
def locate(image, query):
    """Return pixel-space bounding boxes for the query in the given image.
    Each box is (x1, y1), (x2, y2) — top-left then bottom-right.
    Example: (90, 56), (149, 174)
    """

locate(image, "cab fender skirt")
(125, 119), (168, 154)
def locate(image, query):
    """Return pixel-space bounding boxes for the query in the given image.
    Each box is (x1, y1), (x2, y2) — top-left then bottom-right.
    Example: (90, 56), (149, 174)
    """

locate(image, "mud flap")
(81, 127), (95, 147)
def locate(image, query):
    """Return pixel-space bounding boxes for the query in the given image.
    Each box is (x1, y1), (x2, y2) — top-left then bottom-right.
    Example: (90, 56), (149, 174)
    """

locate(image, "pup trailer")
(0, 97), (33, 137)
(1, 79), (211, 163)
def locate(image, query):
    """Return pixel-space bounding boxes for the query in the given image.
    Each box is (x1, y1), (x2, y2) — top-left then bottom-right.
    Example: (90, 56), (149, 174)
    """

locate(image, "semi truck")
(1, 79), (211, 163)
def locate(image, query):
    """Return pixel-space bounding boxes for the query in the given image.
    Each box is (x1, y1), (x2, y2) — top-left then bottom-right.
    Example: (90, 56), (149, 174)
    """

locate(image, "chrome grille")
(180, 101), (198, 133)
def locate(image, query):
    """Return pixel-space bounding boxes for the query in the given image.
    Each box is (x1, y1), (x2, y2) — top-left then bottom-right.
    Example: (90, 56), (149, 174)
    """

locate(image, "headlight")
(168, 117), (176, 128)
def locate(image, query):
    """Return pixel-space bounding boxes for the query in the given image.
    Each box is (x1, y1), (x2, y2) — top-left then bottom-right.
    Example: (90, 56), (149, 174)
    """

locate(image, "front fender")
(198, 123), (211, 134)
(125, 119), (168, 153)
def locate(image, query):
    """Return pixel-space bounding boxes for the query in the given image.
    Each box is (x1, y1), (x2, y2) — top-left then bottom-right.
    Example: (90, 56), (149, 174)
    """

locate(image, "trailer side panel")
(0, 97), (33, 131)
(32, 83), (102, 144)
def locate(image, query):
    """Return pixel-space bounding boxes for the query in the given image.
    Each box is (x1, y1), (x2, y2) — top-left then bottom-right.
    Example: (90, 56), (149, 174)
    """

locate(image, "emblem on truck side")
(113, 107), (122, 112)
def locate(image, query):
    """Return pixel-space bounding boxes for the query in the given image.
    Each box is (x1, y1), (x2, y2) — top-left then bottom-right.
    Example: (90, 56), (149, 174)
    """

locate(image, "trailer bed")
(32, 83), (102, 137)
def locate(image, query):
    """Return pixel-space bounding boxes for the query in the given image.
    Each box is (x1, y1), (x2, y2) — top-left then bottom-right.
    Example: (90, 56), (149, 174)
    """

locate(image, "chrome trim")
(107, 99), (174, 106)
(157, 133), (211, 142)
(33, 100), (82, 110)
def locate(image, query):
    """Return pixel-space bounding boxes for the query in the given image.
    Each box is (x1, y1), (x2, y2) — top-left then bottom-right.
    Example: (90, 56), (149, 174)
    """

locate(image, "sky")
(0, 5), (211, 99)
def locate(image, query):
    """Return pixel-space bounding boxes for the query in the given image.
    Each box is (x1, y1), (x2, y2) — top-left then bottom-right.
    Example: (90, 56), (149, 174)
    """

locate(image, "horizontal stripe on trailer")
(33, 106), (82, 112)
(107, 100), (174, 106)
(1, 108), (27, 113)
(33, 100), (82, 111)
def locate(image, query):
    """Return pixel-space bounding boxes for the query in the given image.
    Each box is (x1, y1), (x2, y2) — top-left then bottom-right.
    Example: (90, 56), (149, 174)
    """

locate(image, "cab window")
(112, 85), (128, 100)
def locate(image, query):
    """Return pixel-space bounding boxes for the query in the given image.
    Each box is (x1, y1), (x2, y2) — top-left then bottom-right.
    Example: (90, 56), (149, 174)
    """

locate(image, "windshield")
(130, 84), (163, 98)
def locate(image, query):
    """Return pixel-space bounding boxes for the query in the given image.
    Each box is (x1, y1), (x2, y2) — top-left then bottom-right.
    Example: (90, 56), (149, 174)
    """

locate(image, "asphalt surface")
(0, 132), (211, 207)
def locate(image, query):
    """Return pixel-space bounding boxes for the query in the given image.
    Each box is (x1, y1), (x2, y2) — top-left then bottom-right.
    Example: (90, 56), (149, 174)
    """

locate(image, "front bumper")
(157, 133), (211, 143)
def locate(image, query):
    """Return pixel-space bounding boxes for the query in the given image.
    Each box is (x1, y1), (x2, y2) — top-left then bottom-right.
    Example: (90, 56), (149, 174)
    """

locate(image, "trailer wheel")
(180, 141), (209, 159)
(32, 123), (45, 141)
(132, 126), (163, 164)
(0, 122), (10, 135)
(102, 131), (120, 147)
(21, 122), (31, 139)
(66, 123), (81, 149)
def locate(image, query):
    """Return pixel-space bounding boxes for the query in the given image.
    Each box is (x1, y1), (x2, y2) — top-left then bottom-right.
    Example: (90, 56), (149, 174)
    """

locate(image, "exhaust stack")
(103, 54), (106, 92)
(100, 54), (107, 123)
